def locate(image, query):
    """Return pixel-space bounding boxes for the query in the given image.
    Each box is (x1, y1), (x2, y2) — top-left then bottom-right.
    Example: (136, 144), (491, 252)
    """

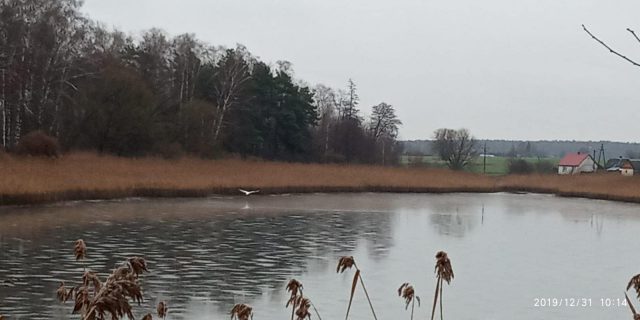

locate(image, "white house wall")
(558, 166), (574, 175)
(578, 158), (596, 173)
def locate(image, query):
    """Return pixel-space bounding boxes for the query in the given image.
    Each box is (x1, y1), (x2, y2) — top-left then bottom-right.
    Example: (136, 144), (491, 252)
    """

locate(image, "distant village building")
(606, 158), (624, 172)
(606, 157), (640, 176)
(621, 161), (634, 176)
(557, 153), (597, 175)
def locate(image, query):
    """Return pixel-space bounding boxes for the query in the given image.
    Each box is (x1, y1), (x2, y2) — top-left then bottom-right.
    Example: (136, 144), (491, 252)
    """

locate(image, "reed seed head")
(157, 301), (168, 318)
(72, 286), (90, 315)
(56, 281), (75, 303)
(435, 251), (454, 284)
(286, 279), (303, 298)
(72, 257), (146, 319)
(82, 270), (102, 291)
(74, 239), (87, 261)
(56, 281), (69, 303)
(230, 303), (253, 320)
(128, 257), (149, 277)
(142, 314), (153, 320)
(628, 274), (640, 299)
(398, 282), (420, 309)
(337, 256), (356, 273)
(294, 297), (312, 320)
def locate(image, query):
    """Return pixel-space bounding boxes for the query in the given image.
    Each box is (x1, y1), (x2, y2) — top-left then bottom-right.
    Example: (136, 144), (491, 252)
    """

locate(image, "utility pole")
(483, 141), (487, 174)
(597, 144), (606, 167)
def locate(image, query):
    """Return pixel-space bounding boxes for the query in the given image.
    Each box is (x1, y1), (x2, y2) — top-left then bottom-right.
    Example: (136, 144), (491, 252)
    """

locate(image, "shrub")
(534, 160), (556, 174)
(408, 155), (430, 168)
(507, 158), (533, 174)
(15, 131), (60, 157)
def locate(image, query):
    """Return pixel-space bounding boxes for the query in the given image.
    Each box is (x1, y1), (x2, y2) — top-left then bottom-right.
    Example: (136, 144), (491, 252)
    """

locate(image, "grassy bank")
(1, 152), (639, 206)
(400, 154), (560, 175)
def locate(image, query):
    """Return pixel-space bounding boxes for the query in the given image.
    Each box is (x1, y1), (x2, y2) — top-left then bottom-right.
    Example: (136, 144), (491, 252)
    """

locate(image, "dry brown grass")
(1, 152), (640, 205)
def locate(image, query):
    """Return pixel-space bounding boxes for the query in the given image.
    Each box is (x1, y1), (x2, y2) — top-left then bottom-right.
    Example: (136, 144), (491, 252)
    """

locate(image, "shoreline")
(2, 153), (640, 207)
(2, 185), (640, 207)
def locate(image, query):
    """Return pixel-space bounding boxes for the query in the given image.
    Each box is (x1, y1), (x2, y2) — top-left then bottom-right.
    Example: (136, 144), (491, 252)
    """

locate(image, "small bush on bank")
(508, 158), (533, 174)
(15, 131), (60, 158)
(534, 160), (556, 174)
(508, 158), (557, 175)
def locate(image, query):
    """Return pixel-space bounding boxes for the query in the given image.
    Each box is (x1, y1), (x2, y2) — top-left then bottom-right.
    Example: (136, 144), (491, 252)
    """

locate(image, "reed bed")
(1, 152), (640, 205)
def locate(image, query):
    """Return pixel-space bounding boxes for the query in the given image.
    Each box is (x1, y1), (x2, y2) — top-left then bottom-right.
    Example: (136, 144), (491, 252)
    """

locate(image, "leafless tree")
(171, 33), (204, 108)
(370, 102), (401, 140)
(313, 84), (338, 158)
(433, 128), (477, 170)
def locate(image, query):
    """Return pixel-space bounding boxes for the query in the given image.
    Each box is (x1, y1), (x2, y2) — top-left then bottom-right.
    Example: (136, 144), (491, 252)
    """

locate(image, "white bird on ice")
(238, 189), (260, 196)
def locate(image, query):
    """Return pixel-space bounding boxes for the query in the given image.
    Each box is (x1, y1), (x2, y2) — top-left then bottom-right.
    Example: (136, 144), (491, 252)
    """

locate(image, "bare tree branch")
(627, 28), (640, 45)
(582, 24), (640, 67)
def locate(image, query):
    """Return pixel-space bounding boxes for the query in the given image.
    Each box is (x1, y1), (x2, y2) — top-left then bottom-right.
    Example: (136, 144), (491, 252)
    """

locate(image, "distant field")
(400, 155), (560, 175)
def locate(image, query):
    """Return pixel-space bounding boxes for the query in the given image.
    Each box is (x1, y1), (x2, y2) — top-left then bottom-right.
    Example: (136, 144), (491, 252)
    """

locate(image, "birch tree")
(197, 47), (251, 145)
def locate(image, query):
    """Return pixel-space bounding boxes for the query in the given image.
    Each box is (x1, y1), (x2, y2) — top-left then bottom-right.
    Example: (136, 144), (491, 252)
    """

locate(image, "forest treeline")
(0, 0), (402, 164)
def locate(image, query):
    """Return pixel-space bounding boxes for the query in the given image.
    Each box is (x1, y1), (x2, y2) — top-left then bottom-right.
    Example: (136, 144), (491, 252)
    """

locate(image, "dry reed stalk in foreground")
(627, 274), (640, 320)
(431, 251), (454, 320)
(157, 301), (168, 319)
(74, 239), (87, 260)
(56, 281), (74, 303)
(58, 240), (151, 320)
(294, 297), (312, 320)
(286, 279), (303, 320)
(285, 279), (322, 320)
(398, 283), (420, 320)
(336, 256), (378, 320)
(628, 274), (640, 299)
(230, 303), (253, 320)
(624, 292), (640, 320)
(74, 239), (87, 272)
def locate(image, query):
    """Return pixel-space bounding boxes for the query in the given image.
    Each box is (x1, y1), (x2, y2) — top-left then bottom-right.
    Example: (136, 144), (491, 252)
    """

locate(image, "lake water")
(0, 193), (639, 319)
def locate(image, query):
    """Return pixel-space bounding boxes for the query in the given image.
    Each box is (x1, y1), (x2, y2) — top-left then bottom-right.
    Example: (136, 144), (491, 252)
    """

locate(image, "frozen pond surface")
(1, 192), (639, 319)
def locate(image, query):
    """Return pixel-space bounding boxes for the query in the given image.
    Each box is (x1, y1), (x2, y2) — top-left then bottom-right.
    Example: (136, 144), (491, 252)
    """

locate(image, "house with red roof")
(558, 152), (597, 175)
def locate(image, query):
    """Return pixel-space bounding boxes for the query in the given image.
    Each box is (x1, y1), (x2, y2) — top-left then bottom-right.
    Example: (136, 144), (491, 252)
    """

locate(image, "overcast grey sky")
(83, 0), (640, 142)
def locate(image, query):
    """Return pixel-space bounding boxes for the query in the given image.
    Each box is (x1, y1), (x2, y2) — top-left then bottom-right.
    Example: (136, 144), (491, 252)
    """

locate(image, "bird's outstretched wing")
(238, 189), (260, 195)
